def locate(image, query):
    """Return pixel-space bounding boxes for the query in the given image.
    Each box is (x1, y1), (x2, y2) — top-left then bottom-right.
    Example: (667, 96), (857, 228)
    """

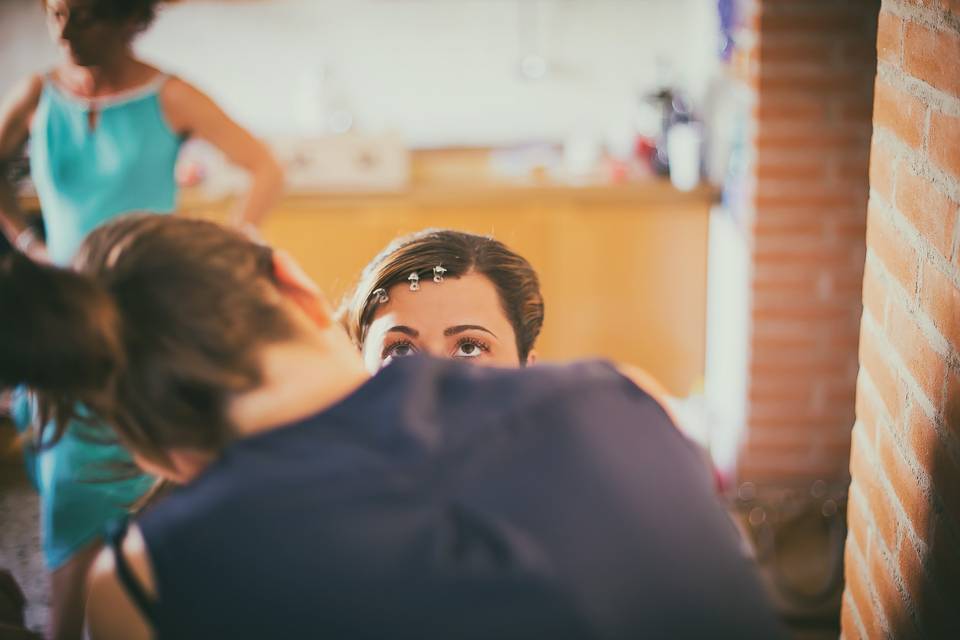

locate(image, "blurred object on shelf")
(603, 116), (640, 166)
(488, 135), (666, 188)
(634, 136), (657, 175)
(645, 89), (671, 177)
(174, 158), (205, 189)
(174, 138), (242, 198)
(607, 158), (629, 185)
(560, 130), (604, 183)
(667, 121), (702, 192)
(488, 143), (561, 183)
(645, 87), (682, 176)
(177, 133), (410, 196)
(644, 82), (704, 190)
(275, 132), (409, 192)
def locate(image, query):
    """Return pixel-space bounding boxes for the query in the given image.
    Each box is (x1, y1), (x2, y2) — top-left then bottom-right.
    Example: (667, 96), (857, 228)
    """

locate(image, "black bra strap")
(105, 517), (160, 628)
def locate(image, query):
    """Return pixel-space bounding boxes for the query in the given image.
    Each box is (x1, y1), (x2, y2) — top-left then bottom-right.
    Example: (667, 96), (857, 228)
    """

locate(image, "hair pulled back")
(342, 229), (544, 364)
(1, 215), (295, 461)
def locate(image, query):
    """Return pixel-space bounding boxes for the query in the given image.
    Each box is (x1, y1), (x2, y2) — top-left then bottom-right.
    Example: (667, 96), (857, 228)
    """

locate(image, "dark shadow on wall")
(912, 386), (960, 637)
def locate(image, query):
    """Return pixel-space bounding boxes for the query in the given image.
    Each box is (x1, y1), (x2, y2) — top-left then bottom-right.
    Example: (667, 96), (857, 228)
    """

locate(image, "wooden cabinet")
(184, 174), (713, 396)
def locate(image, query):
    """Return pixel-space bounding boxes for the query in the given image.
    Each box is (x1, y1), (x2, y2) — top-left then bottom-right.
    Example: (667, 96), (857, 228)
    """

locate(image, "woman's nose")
(421, 343), (445, 359)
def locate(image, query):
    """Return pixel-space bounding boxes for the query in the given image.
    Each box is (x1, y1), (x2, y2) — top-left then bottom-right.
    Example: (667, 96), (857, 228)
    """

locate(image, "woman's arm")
(85, 525), (155, 640)
(0, 74), (47, 260)
(160, 77), (284, 229)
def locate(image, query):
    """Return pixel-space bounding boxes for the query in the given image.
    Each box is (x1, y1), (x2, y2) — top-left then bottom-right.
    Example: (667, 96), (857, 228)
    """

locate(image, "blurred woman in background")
(0, 1), (282, 636)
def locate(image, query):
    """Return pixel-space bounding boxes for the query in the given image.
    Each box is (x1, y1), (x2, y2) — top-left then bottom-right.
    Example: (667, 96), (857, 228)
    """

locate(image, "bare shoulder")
(159, 75), (223, 135)
(85, 525), (156, 640)
(159, 74), (201, 102)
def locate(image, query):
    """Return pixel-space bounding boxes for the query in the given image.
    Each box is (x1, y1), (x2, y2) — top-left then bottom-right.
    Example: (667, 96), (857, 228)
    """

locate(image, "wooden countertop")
(198, 147), (716, 210)
(18, 147), (719, 213)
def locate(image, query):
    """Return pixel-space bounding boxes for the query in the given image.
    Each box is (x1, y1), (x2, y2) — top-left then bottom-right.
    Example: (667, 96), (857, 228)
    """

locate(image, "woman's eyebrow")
(444, 325), (498, 338)
(387, 326), (419, 337)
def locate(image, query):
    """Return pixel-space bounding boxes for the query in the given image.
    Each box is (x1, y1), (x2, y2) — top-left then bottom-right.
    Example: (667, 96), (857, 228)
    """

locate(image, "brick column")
(842, 0), (960, 637)
(739, 0), (879, 483)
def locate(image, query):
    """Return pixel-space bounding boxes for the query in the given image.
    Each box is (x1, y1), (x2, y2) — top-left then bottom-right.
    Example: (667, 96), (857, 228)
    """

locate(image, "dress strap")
(105, 517), (161, 628)
(45, 72), (169, 109)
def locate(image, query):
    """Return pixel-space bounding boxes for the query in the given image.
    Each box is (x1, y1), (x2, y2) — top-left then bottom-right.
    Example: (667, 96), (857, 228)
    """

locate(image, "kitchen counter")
(17, 147), (716, 212)
(177, 147), (717, 212)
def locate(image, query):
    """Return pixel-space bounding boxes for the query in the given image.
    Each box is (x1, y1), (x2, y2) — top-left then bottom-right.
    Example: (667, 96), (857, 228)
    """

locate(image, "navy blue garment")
(137, 356), (785, 639)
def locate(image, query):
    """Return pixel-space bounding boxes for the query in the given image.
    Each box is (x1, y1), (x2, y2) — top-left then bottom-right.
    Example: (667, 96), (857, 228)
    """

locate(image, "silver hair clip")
(408, 271), (420, 291)
(433, 264), (447, 283)
(371, 288), (389, 304)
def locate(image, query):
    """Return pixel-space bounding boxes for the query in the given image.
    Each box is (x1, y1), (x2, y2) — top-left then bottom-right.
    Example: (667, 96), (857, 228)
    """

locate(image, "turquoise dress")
(14, 73), (182, 569)
(30, 73), (181, 265)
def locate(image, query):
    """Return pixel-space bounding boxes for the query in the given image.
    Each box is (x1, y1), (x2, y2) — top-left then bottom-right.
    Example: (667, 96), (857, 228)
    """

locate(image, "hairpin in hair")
(408, 271), (420, 291)
(371, 288), (389, 304)
(433, 264), (447, 283)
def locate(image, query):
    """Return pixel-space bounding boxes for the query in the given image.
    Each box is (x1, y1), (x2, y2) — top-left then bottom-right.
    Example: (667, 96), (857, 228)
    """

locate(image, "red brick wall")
(739, 0), (879, 482)
(842, 0), (960, 637)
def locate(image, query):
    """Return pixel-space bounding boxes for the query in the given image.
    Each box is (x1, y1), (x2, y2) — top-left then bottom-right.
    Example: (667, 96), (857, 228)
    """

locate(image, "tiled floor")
(0, 422), (48, 634)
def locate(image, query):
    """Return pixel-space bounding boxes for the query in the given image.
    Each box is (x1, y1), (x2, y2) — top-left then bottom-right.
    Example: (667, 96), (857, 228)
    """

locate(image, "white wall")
(1, 0), (719, 147)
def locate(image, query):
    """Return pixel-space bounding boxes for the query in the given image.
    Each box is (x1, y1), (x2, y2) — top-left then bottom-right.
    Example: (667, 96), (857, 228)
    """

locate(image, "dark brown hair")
(40, 0), (169, 32)
(342, 229), (544, 364)
(0, 215), (294, 461)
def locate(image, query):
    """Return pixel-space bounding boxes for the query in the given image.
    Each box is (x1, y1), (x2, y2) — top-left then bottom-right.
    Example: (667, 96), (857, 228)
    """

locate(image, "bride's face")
(362, 271), (522, 372)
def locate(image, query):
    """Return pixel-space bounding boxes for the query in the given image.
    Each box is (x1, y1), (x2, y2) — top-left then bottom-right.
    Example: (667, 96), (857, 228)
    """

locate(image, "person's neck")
(226, 332), (371, 439)
(57, 53), (150, 97)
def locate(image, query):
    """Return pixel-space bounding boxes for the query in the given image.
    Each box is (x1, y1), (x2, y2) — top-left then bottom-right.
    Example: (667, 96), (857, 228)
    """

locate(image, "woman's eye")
(384, 342), (416, 359)
(453, 341), (486, 358)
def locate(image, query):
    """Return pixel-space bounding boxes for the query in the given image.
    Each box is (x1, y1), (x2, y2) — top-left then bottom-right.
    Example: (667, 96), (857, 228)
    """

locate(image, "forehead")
(370, 271), (511, 332)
